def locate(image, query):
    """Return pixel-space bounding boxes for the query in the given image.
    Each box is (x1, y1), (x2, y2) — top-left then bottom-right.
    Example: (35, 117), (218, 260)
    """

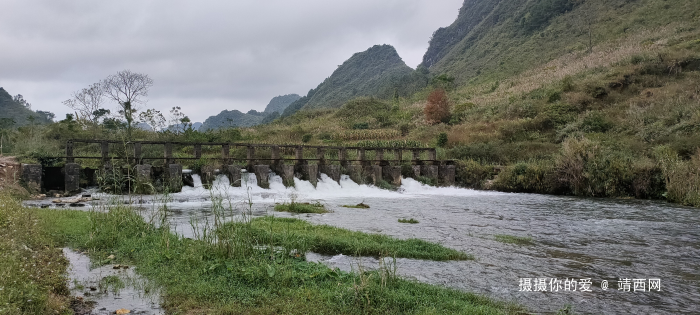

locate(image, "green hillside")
(263, 94), (301, 114)
(424, 0), (700, 84)
(0, 87), (52, 127)
(199, 110), (265, 131)
(282, 45), (426, 117)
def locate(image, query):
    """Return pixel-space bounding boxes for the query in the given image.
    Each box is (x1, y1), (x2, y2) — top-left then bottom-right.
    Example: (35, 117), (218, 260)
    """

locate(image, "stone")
(200, 165), (216, 189)
(277, 164), (295, 187)
(166, 164), (183, 193)
(226, 165), (242, 187)
(438, 165), (456, 186)
(382, 166), (402, 186)
(420, 165), (438, 183)
(345, 165), (364, 184)
(21, 164), (42, 194)
(302, 164), (318, 186)
(64, 163), (81, 194)
(253, 165), (271, 189)
(320, 165), (341, 183)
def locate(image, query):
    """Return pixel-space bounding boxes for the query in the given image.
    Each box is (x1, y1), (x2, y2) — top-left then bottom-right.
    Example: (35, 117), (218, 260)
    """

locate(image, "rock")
(52, 199), (62, 203)
(81, 194), (91, 198)
(115, 309), (130, 315)
(107, 255), (115, 259)
(69, 203), (85, 207)
(40, 205), (49, 208)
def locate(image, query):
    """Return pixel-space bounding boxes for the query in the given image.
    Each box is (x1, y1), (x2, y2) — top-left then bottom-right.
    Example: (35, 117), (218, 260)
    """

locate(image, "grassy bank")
(0, 194), (517, 314)
(0, 193), (76, 315)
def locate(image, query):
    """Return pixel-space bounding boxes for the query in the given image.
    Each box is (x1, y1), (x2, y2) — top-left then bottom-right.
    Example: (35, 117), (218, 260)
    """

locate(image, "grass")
(18, 194), (519, 314)
(342, 202), (370, 209)
(398, 218), (419, 224)
(0, 193), (73, 315)
(222, 216), (468, 261)
(274, 201), (329, 214)
(494, 234), (534, 246)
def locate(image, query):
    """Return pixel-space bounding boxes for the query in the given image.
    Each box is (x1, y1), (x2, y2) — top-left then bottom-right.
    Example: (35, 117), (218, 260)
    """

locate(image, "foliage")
(0, 88), (52, 127)
(494, 234), (534, 246)
(199, 109), (265, 131)
(0, 194), (72, 314)
(425, 89), (451, 124)
(437, 132), (448, 147)
(274, 201), (328, 214)
(263, 94), (301, 114)
(398, 218), (419, 224)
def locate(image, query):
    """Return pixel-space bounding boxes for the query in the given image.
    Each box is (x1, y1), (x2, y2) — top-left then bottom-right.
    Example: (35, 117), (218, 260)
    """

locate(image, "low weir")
(19, 140), (456, 194)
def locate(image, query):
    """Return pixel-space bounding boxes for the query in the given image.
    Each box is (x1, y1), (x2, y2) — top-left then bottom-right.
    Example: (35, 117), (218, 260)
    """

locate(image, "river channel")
(30, 173), (699, 314)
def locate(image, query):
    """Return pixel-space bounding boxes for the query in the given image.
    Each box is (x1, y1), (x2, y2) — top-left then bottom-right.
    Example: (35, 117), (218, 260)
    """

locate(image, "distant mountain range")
(263, 94), (300, 114)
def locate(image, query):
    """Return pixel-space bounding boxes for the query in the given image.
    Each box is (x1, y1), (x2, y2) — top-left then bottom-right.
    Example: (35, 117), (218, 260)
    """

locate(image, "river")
(30, 172), (700, 314)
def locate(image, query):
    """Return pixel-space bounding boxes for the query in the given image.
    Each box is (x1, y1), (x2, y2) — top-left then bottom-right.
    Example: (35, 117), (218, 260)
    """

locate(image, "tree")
(12, 94), (31, 109)
(35, 110), (55, 122)
(573, 0), (597, 53)
(424, 88), (451, 124)
(138, 109), (166, 131)
(102, 70), (154, 140)
(62, 82), (107, 126)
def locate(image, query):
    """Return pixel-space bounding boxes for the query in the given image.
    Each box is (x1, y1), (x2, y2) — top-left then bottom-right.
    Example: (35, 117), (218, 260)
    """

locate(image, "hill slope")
(199, 110), (265, 131)
(0, 87), (52, 127)
(422, 0), (700, 84)
(283, 45), (426, 117)
(263, 94), (301, 114)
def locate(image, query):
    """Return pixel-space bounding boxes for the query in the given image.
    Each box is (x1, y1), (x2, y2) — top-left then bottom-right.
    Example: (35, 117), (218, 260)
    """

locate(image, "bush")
(302, 134), (312, 143)
(352, 122), (369, 130)
(424, 89), (451, 124)
(436, 132), (448, 147)
(455, 160), (496, 189)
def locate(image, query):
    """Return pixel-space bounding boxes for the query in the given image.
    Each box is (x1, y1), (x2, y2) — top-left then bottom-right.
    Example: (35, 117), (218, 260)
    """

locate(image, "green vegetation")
(398, 218), (419, 224)
(221, 216), (469, 261)
(199, 109), (265, 131)
(494, 234), (534, 246)
(0, 87), (52, 128)
(0, 193), (72, 314)
(342, 202), (370, 209)
(0, 192), (515, 314)
(263, 94), (301, 115)
(274, 201), (329, 214)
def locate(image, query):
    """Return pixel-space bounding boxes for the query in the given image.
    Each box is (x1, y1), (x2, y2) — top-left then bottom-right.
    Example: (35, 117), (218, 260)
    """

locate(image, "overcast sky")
(0, 0), (462, 123)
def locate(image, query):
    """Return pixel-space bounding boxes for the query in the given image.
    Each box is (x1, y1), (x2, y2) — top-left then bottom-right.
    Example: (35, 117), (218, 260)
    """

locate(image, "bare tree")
(62, 82), (106, 126)
(102, 70), (154, 140)
(573, 0), (597, 54)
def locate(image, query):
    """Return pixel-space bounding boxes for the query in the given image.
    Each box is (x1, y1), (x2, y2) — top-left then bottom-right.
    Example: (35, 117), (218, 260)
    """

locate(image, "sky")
(0, 0), (462, 123)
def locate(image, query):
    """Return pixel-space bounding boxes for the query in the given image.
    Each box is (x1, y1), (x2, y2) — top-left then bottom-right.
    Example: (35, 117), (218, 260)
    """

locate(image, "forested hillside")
(0, 87), (52, 127)
(199, 110), (265, 131)
(263, 94), (301, 114)
(282, 45), (427, 117)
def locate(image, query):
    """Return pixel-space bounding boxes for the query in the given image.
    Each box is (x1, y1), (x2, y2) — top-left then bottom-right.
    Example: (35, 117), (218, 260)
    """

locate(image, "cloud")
(0, 0), (461, 122)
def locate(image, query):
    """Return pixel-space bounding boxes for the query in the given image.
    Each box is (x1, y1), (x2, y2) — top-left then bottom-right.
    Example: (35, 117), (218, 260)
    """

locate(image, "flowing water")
(30, 173), (699, 314)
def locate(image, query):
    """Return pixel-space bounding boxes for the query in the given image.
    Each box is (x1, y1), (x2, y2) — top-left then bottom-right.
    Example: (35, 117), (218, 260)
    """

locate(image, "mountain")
(263, 94), (301, 114)
(0, 87), (52, 127)
(199, 110), (265, 131)
(421, 0), (699, 83)
(283, 44), (426, 117)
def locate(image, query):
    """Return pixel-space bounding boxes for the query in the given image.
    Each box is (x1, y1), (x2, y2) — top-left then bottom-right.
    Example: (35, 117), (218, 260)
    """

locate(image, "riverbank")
(0, 193), (522, 314)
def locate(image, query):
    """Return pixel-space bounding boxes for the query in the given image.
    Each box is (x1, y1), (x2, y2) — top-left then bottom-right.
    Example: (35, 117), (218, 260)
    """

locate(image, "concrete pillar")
(246, 146), (256, 170)
(134, 143), (142, 164)
(271, 146), (281, 169)
(101, 141), (109, 163)
(200, 165), (216, 189)
(226, 165), (242, 187)
(164, 143), (173, 165)
(412, 165), (421, 178)
(135, 164), (152, 194)
(317, 148), (326, 166)
(253, 165), (270, 189)
(428, 149), (438, 165)
(21, 164), (42, 194)
(366, 166), (382, 185)
(412, 150), (422, 165)
(194, 144), (202, 160)
(395, 149), (403, 163)
(279, 164), (295, 187)
(339, 148), (348, 167)
(375, 149), (385, 166)
(64, 163), (81, 194)
(302, 164), (318, 187)
(345, 165), (363, 185)
(438, 165), (456, 186)
(359, 148), (369, 167)
(420, 165), (438, 183)
(167, 164), (183, 192)
(222, 144), (230, 166)
(382, 166), (402, 186)
(320, 165), (341, 183)
(65, 141), (74, 163)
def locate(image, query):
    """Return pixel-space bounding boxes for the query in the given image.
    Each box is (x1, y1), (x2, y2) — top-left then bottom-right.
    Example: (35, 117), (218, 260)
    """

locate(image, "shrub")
(352, 122), (369, 130)
(455, 160), (496, 189)
(302, 134), (312, 143)
(424, 89), (451, 124)
(436, 132), (448, 147)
